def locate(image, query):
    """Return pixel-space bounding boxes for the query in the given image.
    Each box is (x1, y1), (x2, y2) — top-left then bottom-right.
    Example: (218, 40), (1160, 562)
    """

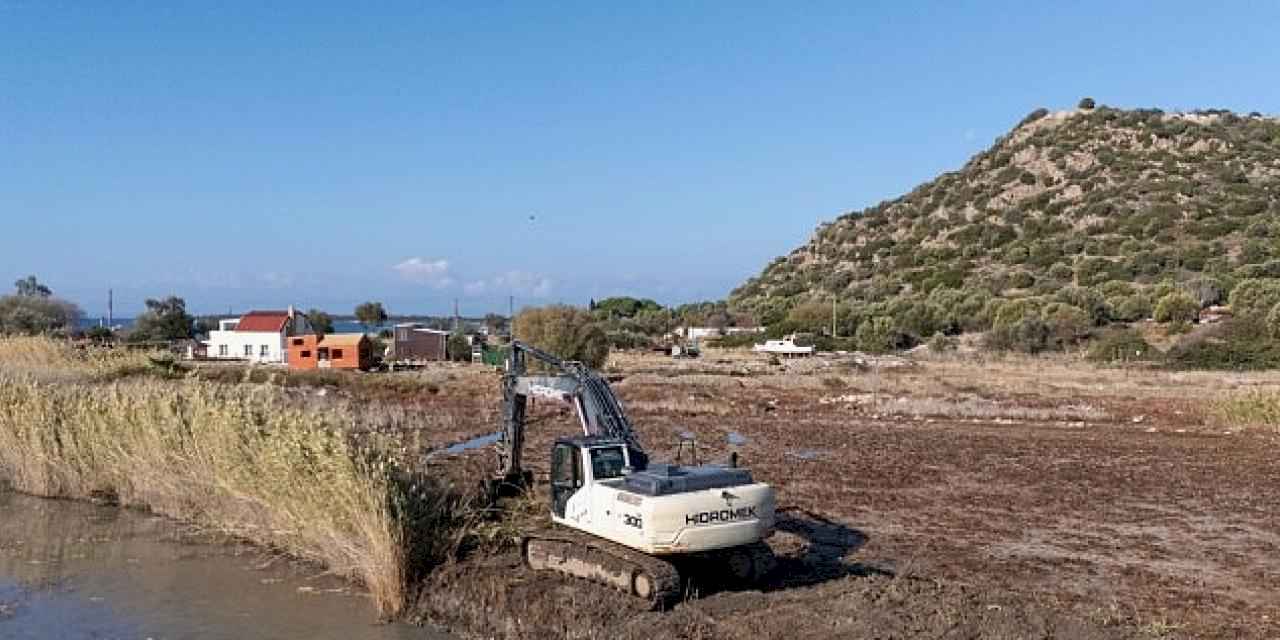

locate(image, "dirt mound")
(412, 550), (1135, 640)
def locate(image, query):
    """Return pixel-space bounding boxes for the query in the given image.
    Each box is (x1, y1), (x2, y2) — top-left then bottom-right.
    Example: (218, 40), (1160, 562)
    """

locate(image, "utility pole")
(508, 295), (515, 338)
(107, 289), (114, 328)
(832, 296), (838, 338)
(453, 299), (460, 332)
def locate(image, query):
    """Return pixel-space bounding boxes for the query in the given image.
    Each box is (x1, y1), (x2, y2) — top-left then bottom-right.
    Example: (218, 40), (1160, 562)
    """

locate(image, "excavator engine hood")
(624, 463), (753, 496)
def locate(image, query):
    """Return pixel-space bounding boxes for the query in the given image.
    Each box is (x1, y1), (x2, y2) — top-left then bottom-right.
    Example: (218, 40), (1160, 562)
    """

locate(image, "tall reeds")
(1212, 389), (1280, 430)
(0, 337), (461, 617)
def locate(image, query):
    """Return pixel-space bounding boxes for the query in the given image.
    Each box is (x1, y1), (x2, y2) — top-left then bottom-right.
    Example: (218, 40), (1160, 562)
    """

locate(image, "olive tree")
(514, 304), (610, 369)
(1153, 291), (1199, 324)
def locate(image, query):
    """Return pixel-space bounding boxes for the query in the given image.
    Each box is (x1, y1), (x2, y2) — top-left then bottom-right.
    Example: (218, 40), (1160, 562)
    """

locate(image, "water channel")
(0, 492), (449, 640)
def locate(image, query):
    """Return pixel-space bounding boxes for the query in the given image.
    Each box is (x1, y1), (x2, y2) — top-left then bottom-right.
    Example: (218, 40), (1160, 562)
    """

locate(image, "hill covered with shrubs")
(730, 101), (1280, 360)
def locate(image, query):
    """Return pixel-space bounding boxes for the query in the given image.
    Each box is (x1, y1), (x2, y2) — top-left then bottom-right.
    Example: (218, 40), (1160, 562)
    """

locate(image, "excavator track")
(521, 528), (682, 609)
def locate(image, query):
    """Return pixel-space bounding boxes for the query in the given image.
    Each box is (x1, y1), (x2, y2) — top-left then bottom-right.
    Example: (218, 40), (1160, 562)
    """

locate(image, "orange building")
(287, 333), (373, 371)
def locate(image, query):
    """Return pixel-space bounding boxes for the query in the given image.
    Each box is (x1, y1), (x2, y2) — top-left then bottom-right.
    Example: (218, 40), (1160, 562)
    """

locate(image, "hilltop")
(729, 102), (1280, 350)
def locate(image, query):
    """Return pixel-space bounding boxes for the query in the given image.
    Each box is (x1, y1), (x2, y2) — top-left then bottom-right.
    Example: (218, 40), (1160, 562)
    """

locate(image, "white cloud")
(392, 257), (454, 288)
(494, 270), (554, 297)
(463, 271), (554, 298)
(259, 272), (295, 288)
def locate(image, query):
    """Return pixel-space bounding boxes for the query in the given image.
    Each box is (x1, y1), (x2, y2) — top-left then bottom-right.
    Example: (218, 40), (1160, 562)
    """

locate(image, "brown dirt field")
(392, 351), (1280, 639)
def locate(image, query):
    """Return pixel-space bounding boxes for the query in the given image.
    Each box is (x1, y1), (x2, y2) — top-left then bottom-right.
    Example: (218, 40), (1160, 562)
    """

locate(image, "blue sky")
(3, 2), (1279, 317)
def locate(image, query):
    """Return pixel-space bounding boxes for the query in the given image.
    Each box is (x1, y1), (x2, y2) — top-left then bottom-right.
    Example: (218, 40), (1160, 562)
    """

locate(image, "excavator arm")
(494, 341), (648, 490)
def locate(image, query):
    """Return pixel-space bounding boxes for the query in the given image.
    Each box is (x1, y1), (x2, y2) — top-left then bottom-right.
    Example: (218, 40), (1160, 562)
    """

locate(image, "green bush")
(1153, 291), (1200, 324)
(1047, 262), (1073, 282)
(928, 333), (957, 353)
(1227, 278), (1280, 317)
(1007, 270), (1035, 290)
(1054, 286), (1111, 325)
(1165, 318), (1280, 370)
(855, 316), (900, 354)
(1113, 295), (1153, 322)
(1078, 97), (1096, 110)
(983, 317), (1051, 354)
(1043, 304), (1092, 347)
(1017, 108), (1050, 128)
(1086, 328), (1160, 363)
(1183, 276), (1225, 307)
(446, 332), (471, 362)
(514, 305), (610, 369)
(992, 298), (1042, 329)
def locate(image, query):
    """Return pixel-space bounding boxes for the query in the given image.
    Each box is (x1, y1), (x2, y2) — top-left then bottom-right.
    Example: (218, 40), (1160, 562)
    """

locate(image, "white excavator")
(485, 341), (777, 607)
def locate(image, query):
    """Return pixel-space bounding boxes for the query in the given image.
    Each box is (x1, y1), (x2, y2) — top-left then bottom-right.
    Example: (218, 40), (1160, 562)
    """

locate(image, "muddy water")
(0, 492), (448, 640)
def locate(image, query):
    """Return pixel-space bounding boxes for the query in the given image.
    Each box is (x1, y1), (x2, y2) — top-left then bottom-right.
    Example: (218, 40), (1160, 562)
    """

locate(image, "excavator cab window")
(550, 443), (581, 518)
(589, 446), (627, 480)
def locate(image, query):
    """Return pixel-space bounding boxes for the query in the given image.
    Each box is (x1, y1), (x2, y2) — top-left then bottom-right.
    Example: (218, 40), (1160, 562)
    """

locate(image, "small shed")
(392, 323), (449, 361)
(288, 333), (372, 371)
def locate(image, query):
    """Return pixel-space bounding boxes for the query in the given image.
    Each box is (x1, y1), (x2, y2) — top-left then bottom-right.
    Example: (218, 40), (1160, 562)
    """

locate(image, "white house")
(204, 308), (312, 364)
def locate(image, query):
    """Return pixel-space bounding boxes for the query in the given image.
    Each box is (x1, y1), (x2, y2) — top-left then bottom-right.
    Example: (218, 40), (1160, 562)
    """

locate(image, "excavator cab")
(550, 437), (632, 518)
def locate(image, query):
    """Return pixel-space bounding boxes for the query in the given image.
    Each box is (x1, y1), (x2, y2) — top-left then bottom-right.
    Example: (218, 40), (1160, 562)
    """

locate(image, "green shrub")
(514, 305), (610, 368)
(1183, 276), (1225, 307)
(1153, 291), (1200, 324)
(1043, 304), (1092, 347)
(928, 333), (957, 353)
(1017, 108), (1050, 128)
(1075, 257), (1124, 287)
(1227, 278), (1280, 317)
(1165, 318), (1280, 370)
(856, 316), (900, 354)
(1007, 270), (1035, 290)
(1078, 97), (1096, 110)
(1268, 303), (1280, 339)
(1113, 295), (1153, 322)
(984, 317), (1051, 354)
(1054, 286), (1111, 325)
(992, 298), (1042, 329)
(1086, 328), (1160, 363)
(1047, 262), (1074, 282)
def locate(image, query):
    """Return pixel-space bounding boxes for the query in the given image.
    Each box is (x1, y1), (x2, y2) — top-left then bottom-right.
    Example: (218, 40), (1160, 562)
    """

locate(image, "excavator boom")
(496, 341), (646, 485)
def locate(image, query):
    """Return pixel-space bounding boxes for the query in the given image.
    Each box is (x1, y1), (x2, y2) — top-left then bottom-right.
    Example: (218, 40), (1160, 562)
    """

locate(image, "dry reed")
(0, 337), (463, 617)
(1212, 389), (1280, 430)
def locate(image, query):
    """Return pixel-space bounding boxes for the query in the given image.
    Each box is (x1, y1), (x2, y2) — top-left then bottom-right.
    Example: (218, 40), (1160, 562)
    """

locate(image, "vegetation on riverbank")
(0, 337), (466, 617)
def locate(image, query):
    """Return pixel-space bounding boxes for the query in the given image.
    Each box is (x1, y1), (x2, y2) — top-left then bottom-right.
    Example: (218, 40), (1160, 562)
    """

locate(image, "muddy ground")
(385, 351), (1280, 639)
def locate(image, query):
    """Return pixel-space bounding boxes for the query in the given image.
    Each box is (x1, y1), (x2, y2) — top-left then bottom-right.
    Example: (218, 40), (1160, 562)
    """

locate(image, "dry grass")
(0, 336), (154, 382)
(0, 337), (468, 618)
(1212, 390), (1280, 430)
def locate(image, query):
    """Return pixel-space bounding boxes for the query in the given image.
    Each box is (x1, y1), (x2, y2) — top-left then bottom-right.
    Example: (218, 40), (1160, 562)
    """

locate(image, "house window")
(332, 349), (344, 359)
(300, 350), (311, 358)
(317, 347), (330, 361)
(219, 344), (228, 357)
(293, 338), (304, 346)
(260, 345), (270, 357)
(244, 344), (253, 357)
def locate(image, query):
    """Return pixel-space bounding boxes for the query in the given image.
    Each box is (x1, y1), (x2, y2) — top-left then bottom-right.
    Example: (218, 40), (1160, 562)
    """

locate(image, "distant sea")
(79, 317), (134, 330)
(76, 317), (442, 335)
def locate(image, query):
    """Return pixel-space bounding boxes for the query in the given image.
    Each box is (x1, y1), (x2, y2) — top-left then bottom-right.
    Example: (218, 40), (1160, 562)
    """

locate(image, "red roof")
(235, 310), (291, 332)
